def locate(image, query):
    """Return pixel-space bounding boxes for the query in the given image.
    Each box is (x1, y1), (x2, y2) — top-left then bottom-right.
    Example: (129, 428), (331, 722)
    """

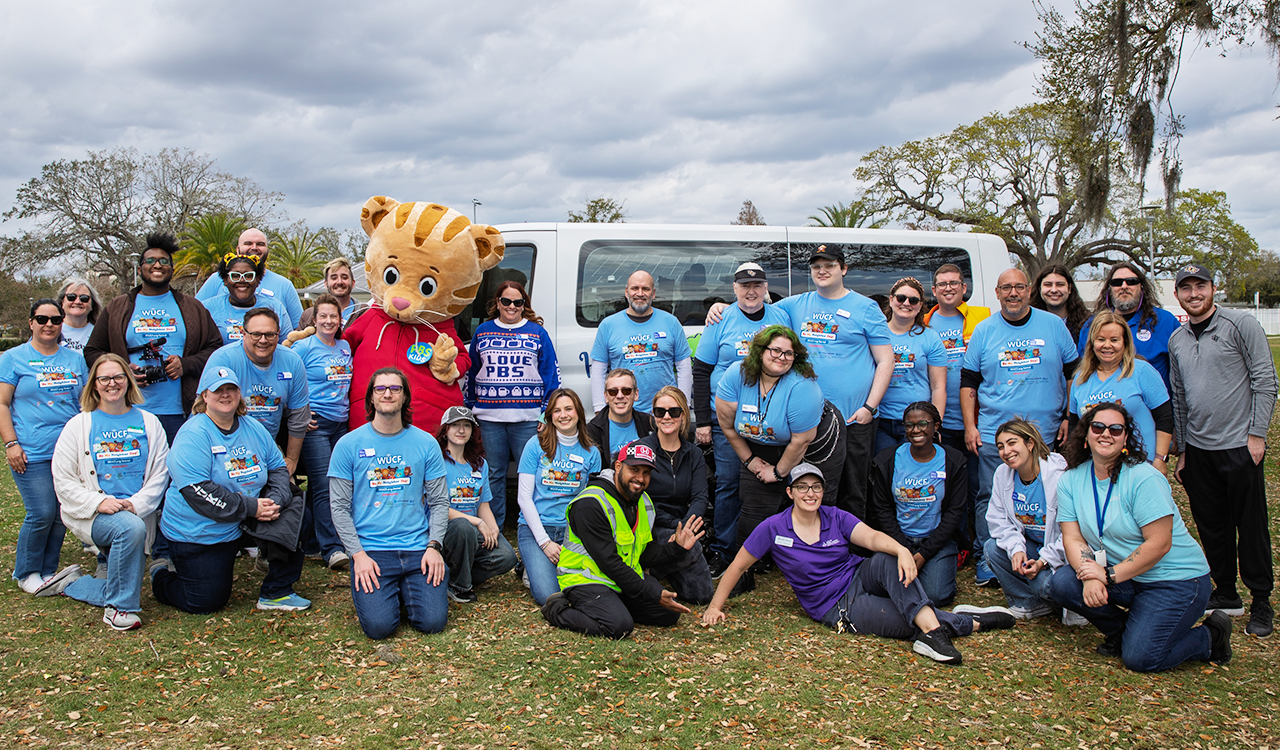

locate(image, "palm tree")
(269, 228), (329, 288)
(175, 213), (247, 289)
(808, 199), (885, 228)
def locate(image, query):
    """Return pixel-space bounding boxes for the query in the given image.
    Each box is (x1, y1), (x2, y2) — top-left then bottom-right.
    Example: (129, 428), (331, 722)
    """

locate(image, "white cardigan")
(52, 408), (170, 545)
(986, 453), (1068, 570)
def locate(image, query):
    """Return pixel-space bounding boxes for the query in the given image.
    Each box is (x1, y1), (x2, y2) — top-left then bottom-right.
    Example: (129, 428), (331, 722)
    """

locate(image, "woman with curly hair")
(875, 277), (948, 454)
(1050, 402), (1229, 671)
(204, 253), (294, 344)
(1030, 264), (1089, 342)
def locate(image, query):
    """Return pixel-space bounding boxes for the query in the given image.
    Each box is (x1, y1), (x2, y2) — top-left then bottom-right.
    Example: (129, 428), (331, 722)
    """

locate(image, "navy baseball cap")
(1175, 263), (1213, 287)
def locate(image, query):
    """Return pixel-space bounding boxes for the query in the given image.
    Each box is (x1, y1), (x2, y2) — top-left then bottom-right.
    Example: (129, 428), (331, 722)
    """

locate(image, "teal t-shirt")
(126, 291), (186, 415)
(444, 456), (491, 516)
(694, 304), (790, 413)
(90, 408), (150, 498)
(880, 326), (949, 424)
(517, 435), (601, 527)
(778, 290), (891, 421)
(607, 418), (638, 464)
(0, 343), (86, 462)
(715, 362), (823, 447)
(291, 336), (353, 423)
(890, 443), (947, 537)
(927, 312), (967, 431)
(1012, 473), (1047, 546)
(203, 343), (310, 437)
(590, 309), (691, 411)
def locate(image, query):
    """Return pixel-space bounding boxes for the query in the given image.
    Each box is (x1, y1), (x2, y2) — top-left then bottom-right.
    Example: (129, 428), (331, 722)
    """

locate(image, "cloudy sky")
(3, 0), (1277, 251)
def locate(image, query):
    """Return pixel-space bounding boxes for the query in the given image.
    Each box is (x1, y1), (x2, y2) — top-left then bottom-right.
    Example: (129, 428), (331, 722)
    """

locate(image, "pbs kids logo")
(407, 342), (434, 365)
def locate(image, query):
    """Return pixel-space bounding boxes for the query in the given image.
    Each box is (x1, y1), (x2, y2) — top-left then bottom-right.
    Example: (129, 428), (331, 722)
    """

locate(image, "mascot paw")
(283, 327), (316, 348)
(428, 333), (459, 383)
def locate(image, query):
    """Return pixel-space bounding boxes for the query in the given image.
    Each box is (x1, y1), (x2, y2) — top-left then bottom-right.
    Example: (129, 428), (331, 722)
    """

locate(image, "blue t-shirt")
(962, 308), (1079, 444)
(890, 443), (947, 537)
(291, 336), (353, 423)
(607, 418), (638, 463)
(444, 456), (491, 516)
(126, 291), (187, 415)
(591, 309), (691, 411)
(0, 343), (86, 462)
(1011, 473), (1047, 547)
(694, 304), (790, 413)
(778, 290), (891, 421)
(202, 343), (310, 437)
(927, 312), (967, 431)
(328, 424), (448, 551)
(880, 327), (948, 424)
(60, 324), (93, 354)
(162, 413), (286, 545)
(1069, 360), (1169, 460)
(202, 293), (295, 346)
(197, 268), (303, 330)
(715, 362), (823, 447)
(90, 408), (150, 498)
(517, 435), (601, 528)
(1078, 307), (1181, 388)
(1056, 461), (1209, 583)
(743, 505), (864, 621)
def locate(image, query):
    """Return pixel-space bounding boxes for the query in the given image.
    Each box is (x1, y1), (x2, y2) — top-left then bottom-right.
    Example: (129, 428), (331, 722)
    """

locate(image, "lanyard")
(1090, 464), (1115, 542)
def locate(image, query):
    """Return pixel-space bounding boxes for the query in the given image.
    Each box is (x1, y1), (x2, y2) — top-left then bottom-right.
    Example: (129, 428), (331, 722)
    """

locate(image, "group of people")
(4, 231), (1274, 672)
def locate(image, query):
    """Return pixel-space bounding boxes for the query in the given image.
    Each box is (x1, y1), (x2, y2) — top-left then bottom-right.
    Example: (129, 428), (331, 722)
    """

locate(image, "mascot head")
(360, 197), (505, 324)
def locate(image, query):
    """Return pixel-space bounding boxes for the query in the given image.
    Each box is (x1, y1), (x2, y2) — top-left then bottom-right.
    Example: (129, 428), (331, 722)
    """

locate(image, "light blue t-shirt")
(891, 443), (947, 537)
(962, 308), (1078, 444)
(291, 336), (353, 423)
(1056, 461), (1210, 583)
(202, 293), (295, 346)
(1012, 473), (1047, 546)
(607, 418), (638, 463)
(694, 304), (790, 413)
(927, 312), (967, 431)
(90, 408), (150, 498)
(203, 343), (310, 437)
(162, 413), (285, 545)
(0, 343), (86, 462)
(778, 290), (891, 421)
(126, 291), (187, 415)
(60, 324), (93, 354)
(517, 435), (601, 528)
(197, 268), (303, 331)
(591, 309), (691, 411)
(1069, 360), (1169, 460)
(328, 424), (448, 551)
(880, 326), (949, 424)
(444, 456), (491, 516)
(715, 362), (823, 447)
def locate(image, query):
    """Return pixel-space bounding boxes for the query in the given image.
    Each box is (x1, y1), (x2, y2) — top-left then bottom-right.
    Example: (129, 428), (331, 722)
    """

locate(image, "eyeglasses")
(498, 297), (525, 307)
(64, 293), (91, 303)
(32, 315), (64, 325)
(243, 330), (278, 341)
(893, 294), (921, 306)
(373, 384), (404, 393)
(140, 257), (172, 267)
(1089, 421), (1126, 437)
(228, 271), (257, 283)
(652, 406), (684, 419)
(765, 346), (796, 360)
(997, 283), (1030, 293)
(934, 280), (962, 289)
(790, 483), (823, 495)
(606, 387), (635, 397)
(903, 420), (934, 431)
(1109, 277), (1141, 287)
(810, 261), (841, 272)
(95, 374), (128, 386)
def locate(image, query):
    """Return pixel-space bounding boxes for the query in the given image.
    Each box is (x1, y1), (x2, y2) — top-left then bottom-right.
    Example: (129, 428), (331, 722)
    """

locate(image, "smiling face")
(761, 335), (796, 379)
(138, 247), (174, 289)
(614, 461), (652, 502)
(372, 373), (406, 417)
(237, 229), (270, 262)
(314, 303), (342, 338)
(809, 259), (846, 292)
(204, 383), (241, 421)
(653, 394), (684, 437)
(605, 373), (638, 420)
(62, 284), (92, 320)
(325, 264), (353, 298)
(890, 283), (922, 325)
(549, 394), (579, 436)
(497, 286), (526, 325)
(94, 359), (128, 407)
(241, 313), (279, 366)
(903, 407), (937, 449)
(734, 279), (767, 312)
(224, 258), (260, 304)
(1039, 272), (1069, 308)
(1086, 407), (1128, 466)
(625, 272), (655, 316)
(1176, 278), (1215, 321)
(1108, 267), (1142, 313)
(29, 303), (63, 346)
(995, 431), (1034, 473)
(932, 271), (966, 309)
(1091, 322), (1126, 369)
(786, 474), (825, 511)
(995, 269), (1030, 319)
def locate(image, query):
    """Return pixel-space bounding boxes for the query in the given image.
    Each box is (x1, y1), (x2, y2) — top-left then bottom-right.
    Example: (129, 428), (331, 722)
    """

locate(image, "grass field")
(2, 363), (1279, 749)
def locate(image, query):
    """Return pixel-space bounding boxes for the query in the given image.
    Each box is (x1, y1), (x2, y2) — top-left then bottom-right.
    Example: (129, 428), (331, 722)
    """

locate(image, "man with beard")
(197, 228), (304, 328)
(540, 441), (706, 639)
(298, 258), (361, 328)
(590, 271), (692, 415)
(1077, 262), (1181, 388)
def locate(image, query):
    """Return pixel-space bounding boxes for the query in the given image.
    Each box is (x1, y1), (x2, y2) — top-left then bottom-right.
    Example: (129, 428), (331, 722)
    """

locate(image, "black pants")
(839, 418), (877, 520)
(543, 578), (680, 639)
(1182, 444), (1274, 596)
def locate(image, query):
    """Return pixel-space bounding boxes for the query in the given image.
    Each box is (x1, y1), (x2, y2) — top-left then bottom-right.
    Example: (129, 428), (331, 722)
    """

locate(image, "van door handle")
(579, 351), (591, 378)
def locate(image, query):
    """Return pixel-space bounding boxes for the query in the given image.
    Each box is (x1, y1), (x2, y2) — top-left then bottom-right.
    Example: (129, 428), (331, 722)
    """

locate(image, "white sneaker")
(327, 551), (350, 571)
(103, 607), (142, 631)
(35, 565), (83, 597)
(17, 573), (46, 594)
(1008, 604), (1054, 620)
(1062, 608), (1090, 626)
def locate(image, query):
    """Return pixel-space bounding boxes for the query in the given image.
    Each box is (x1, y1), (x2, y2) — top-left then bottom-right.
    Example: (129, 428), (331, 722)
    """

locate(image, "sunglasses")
(64, 293), (91, 303)
(606, 387), (635, 397)
(33, 315), (64, 325)
(373, 384), (404, 393)
(498, 297), (525, 307)
(652, 406), (684, 419)
(1108, 277), (1141, 287)
(228, 271), (257, 283)
(893, 293), (921, 306)
(1089, 421), (1126, 437)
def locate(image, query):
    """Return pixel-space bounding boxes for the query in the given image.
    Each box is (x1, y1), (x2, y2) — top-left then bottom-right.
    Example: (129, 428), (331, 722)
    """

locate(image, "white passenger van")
(454, 223), (1010, 411)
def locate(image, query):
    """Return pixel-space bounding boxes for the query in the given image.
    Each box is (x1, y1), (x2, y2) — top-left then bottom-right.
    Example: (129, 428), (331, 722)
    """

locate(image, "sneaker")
(728, 569), (756, 597)
(1204, 610), (1233, 663)
(952, 605), (1016, 631)
(540, 591), (569, 620)
(1095, 631), (1123, 658)
(34, 565), (82, 597)
(749, 558), (774, 576)
(148, 558), (175, 580)
(326, 551), (351, 571)
(708, 553), (730, 580)
(257, 593), (312, 611)
(448, 588), (478, 603)
(16, 573), (46, 594)
(955, 549), (971, 570)
(1245, 598), (1273, 638)
(102, 606), (142, 631)
(255, 556), (270, 574)
(93, 562), (108, 580)
(974, 558), (996, 587)
(1062, 609), (1090, 627)
(521, 567), (530, 590)
(1205, 588), (1246, 617)
(957, 602), (1050, 620)
(913, 627), (963, 665)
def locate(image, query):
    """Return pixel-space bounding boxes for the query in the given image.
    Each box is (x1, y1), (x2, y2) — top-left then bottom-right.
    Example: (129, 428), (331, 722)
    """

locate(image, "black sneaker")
(1245, 598), (1273, 638)
(956, 605), (1016, 632)
(749, 558), (774, 576)
(1095, 631), (1123, 658)
(708, 553), (730, 580)
(913, 627), (963, 665)
(1204, 610), (1233, 663)
(728, 569), (755, 597)
(1205, 588), (1246, 617)
(448, 588), (478, 604)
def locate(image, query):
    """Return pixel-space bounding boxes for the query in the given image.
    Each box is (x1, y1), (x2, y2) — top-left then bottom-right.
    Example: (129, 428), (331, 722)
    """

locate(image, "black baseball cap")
(1175, 263), (1213, 288)
(808, 245), (844, 265)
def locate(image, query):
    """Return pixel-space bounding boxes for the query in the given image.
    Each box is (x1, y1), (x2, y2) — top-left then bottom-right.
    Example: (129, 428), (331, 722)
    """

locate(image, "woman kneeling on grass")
(702, 463), (1015, 665)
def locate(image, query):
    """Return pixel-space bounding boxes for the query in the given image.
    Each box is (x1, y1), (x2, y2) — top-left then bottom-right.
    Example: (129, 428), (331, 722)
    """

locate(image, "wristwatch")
(1105, 565), (1116, 585)
(862, 402), (878, 417)
(427, 540), (443, 553)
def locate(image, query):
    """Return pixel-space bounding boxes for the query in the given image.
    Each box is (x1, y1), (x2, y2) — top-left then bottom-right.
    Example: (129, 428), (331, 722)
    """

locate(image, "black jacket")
(638, 434), (708, 528)
(586, 409), (656, 463)
(867, 443), (967, 561)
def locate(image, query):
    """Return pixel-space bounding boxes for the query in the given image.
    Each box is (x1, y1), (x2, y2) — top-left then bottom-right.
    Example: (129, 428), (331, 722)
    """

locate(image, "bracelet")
(4, 440), (17, 449)
(1155, 454), (1169, 462)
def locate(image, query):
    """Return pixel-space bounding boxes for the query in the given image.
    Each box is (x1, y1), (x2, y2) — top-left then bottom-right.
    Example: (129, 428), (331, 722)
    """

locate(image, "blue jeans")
(443, 517), (518, 592)
(983, 538), (1057, 610)
(64, 512), (146, 611)
(874, 419), (906, 457)
(909, 536), (958, 606)
(1051, 569), (1212, 672)
(477, 420), (537, 530)
(150, 412), (188, 562)
(518, 523), (565, 606)
(152, 535), (304, 614)
(349, 549), (449, 639)
(12, 461), (65, 581)
(939, 428), (980, 547)
(972, 442), (1003, 559)
(709, 423), (741, 559)
(300, 415), (348, 559)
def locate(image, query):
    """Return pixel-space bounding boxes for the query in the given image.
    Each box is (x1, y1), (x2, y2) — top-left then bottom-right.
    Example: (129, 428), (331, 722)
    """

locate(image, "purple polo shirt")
(743, 505), (864, 620)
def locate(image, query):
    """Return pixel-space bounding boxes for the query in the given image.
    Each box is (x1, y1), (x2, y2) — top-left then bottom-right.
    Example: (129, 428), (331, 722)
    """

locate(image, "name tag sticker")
(471, 470), (484, 478)
(259, 288), (276, 297)
(569, 453), (584, 464)
(741, 404), (759, 414)
(836, 309), (851, 319)
(774, 535), (794, 548)
(277, 372), (293, 380)
(359, 448), (376, 458)
(931, 471), (946, 480)
(655, 331), (667, 339)
(211, 445), (227, 455)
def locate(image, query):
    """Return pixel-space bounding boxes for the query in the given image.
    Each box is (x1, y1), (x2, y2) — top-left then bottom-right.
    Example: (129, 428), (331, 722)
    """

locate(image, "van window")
(577, 240), (790, 327)
(787, 243), (972, 308)
(454, 243), (537, 342)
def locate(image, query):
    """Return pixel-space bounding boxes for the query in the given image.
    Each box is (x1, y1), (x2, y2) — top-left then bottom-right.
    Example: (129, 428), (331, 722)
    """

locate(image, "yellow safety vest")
(557, 485), (656, 592)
